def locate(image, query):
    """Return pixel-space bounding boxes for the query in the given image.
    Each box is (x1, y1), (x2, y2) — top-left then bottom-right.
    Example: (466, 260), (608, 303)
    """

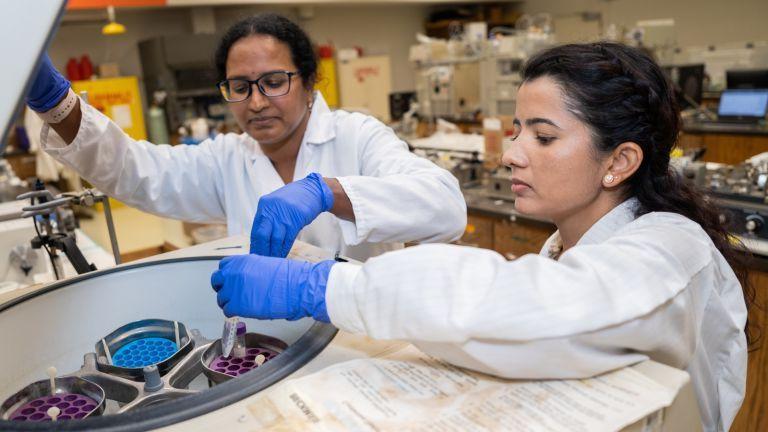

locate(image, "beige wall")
(49, 8), (192, 80)
(49, 4), (428, 94)
(48, 1), (768, 104)
(215, 4), (429, 92)
(520, 0), (768, 48)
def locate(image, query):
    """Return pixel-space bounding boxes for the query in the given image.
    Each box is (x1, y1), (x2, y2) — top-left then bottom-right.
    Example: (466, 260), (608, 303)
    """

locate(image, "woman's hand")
(250, 173), (334, 257)
(211, 254), (336, 322)
(26, 54), (70, 112)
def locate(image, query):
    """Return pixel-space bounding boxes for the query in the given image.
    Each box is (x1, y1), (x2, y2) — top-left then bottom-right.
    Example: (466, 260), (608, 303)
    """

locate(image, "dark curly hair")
(522, 42), (755, 344)
(214, 13), (318, 89)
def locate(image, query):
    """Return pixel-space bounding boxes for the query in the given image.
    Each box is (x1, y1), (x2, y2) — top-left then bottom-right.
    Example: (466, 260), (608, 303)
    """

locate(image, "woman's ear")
(601, 142), (643, 188)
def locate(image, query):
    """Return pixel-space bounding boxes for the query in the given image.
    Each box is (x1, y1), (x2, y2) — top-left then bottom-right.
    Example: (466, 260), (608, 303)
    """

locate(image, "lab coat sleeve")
(334, 116), (466, 245)
(326, 218), (714, 379)
(40, 102), (227, 223)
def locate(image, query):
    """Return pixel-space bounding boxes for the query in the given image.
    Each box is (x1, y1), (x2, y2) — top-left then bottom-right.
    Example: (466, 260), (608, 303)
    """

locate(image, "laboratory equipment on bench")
(416, 62), (481, 121)
(409, 22), (554, 121)
(681, 156), (768, 256)
(17, 182), (121, 278)
(480, 53), (525, 117)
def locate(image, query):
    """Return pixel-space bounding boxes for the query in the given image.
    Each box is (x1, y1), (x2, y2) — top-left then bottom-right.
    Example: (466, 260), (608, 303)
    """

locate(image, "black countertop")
(462, 184), (768, 262)
(683, 121), (768, 136)
(462, 186), (554, 227)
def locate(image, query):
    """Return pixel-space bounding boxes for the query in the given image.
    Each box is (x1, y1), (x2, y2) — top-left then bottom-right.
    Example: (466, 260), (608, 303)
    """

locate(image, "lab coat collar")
(543, 198), (640, 258)
(304, 92), (336, 145)
(576, 198), (640, 247)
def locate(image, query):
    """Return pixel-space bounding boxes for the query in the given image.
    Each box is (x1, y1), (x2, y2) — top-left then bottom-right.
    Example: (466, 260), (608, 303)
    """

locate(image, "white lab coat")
(40, 93), (466, 261)
(327, 198), (747, 432)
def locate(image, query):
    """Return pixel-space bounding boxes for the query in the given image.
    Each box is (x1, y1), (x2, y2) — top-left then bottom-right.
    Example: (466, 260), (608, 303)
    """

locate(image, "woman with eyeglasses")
(211, 42), (751, 432)
(26, 13), (466, 260)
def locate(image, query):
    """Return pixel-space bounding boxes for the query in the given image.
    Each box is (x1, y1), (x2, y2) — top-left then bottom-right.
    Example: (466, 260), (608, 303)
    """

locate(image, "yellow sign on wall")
(72, 76), (147, 140)
(315, 58), (339, 109)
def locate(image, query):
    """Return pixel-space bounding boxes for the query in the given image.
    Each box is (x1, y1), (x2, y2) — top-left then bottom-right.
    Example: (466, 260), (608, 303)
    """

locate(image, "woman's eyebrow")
(525, 117), (562, 129)
(226, 70), (286, 80)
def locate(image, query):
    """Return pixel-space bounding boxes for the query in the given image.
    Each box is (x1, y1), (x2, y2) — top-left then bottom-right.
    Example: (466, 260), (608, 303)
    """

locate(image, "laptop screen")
(718, 90), (768, 118)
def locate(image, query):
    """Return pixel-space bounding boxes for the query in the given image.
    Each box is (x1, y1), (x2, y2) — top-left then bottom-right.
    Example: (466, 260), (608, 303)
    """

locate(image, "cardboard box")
(98, 62), (120, 78)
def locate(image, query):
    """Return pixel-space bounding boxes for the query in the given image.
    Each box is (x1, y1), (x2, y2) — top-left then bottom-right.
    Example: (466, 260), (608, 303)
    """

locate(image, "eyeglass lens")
(220, 71), (292, 101)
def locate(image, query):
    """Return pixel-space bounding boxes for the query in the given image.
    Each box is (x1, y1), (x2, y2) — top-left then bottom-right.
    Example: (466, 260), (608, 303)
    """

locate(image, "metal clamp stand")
(59, 189), (121, 265)
(17, 184), (122, 279)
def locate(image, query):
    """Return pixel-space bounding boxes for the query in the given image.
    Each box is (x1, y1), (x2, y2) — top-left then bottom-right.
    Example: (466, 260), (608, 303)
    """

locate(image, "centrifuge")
(0, 236), (400, 431)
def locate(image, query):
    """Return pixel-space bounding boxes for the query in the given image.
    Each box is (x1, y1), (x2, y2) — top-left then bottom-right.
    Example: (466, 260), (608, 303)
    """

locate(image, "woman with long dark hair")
(212, 42), (750, 432)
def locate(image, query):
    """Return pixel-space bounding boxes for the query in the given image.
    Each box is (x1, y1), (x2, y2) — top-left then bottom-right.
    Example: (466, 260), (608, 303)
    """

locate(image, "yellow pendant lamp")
(102, 5), (126, 36)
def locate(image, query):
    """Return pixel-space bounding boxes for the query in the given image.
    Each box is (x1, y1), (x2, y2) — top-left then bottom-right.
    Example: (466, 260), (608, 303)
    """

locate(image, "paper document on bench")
(245, 345), (688, 431)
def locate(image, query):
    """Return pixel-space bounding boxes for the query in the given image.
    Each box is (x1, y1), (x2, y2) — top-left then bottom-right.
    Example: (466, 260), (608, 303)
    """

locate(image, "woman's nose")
(248, 85), (269, 111)
(501, 139), (527, 168)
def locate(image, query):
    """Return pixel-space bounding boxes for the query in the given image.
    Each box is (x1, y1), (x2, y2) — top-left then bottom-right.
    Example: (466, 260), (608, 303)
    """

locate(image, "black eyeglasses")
(217, 71), (299, 102)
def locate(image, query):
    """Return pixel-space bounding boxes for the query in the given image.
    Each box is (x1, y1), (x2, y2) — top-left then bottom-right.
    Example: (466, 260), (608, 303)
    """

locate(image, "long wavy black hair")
(214, 13), (318, 90)
(522, 42), (755, 344)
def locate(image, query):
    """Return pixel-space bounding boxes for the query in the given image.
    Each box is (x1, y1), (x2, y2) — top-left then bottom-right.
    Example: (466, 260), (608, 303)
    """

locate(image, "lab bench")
(460, 186), (555, 258)
(679, 122), (768, 165)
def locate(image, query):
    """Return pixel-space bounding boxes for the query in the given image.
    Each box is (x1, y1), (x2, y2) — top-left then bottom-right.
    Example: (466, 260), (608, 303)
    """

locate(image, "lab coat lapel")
(294, 92), (336, 181)
(245, 92), (336, 187)
(243, 134), (285, 191)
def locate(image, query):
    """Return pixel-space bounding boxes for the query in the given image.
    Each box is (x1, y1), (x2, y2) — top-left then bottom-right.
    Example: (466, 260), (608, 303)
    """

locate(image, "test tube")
(233, 322), (246, 358)
(46, 367), (57, 396)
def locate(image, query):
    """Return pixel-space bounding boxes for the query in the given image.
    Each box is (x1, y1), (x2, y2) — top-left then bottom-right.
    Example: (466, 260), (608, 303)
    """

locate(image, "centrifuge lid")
(0, 0), (66, 155)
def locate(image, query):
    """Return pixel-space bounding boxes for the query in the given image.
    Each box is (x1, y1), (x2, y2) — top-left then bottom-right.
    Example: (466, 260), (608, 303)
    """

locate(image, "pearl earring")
(604, 173), (615, 184)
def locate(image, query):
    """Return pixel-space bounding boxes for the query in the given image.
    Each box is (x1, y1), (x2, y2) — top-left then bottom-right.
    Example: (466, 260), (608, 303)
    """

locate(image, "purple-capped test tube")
(233, 322), (246, 358)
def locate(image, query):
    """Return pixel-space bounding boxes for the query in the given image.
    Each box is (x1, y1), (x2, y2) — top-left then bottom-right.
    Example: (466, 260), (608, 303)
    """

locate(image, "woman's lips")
(249, 117), (277, 126)
(510, 178), (531, 194)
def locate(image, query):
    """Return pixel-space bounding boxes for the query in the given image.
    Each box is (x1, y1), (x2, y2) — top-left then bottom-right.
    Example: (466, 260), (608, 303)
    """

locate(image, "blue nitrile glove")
(211, 254), (336, 322)
(26, 54), (71, 113)
(250, 173), (334, 257)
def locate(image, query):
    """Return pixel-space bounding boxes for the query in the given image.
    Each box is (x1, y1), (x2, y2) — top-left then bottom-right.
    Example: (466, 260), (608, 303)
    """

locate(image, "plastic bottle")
(147, 93), (170, 144)
(66, 58), (81, 81)
(483, 117), (503, 171)
(79, 55), (94, 80)
(315, 44), (339, 108)
(190, 118), (210, 144)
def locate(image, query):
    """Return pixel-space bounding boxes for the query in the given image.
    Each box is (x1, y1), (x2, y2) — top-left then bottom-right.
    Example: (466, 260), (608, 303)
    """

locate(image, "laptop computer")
(714, 89), (768, 124)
